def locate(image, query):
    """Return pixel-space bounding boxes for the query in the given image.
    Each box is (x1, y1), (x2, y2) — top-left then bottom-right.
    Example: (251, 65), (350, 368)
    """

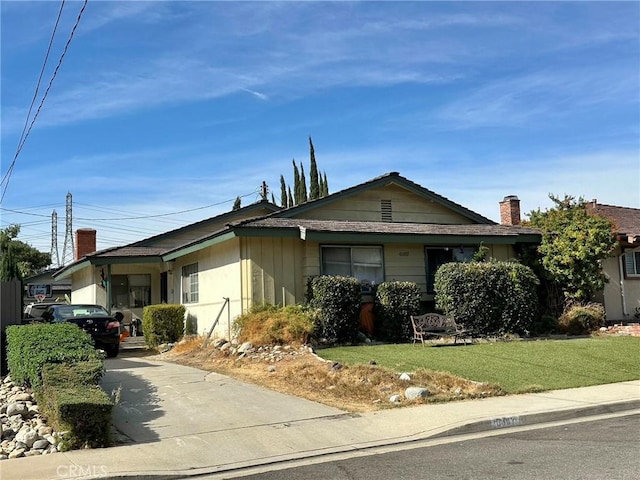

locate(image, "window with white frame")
(321, 246), (384, 288)
(624, 251), (640, 277)
(182, 263), (199, 303)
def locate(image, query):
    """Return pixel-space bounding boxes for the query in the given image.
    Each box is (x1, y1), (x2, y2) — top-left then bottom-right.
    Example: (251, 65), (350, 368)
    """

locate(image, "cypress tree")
(318, 174), (325, 199)
(309, 137), (319, 200)
(322, 172), (329, 196)
(300, 163), (308, 203)
(280, 175), (288, 208)
(288, 186), (294, 208)
(293, 160), (301, 205)
(232, 196), (241, 210)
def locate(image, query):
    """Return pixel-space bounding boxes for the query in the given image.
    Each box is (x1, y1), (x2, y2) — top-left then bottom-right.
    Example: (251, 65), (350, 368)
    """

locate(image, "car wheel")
(106, 345), (119, 358)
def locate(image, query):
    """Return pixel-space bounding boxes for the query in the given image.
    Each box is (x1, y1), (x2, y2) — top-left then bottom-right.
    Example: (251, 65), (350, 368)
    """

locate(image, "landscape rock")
(405, 387), (430, 400)
(389, 394), (402, 404)
(8, 448), (25, 459)
(399, 373), (411, 382)
(15, 428), (38, 448)
(0, 376), (62, 461)
(32, 439), (50, 450)
(5, 403), (27, 417)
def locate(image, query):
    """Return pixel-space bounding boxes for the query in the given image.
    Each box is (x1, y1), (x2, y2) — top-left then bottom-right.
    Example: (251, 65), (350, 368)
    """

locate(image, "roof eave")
(299, 231), (540, 245)
(162, 231), (238, 261)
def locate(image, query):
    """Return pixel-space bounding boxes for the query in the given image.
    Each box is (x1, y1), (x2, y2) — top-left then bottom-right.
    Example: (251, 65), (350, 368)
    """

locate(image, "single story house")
(54, 172), (541, 338)
(587, 201), (640, 322)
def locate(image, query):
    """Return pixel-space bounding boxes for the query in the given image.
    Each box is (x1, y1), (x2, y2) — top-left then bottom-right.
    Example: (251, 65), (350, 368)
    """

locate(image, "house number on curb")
(491, 416), (522, 428)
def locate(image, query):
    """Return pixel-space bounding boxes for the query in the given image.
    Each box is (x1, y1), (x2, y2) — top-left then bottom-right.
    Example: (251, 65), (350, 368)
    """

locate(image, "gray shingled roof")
(233, 217), (540, 237)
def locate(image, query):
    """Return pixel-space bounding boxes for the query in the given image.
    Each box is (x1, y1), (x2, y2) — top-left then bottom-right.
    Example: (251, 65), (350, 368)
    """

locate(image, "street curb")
(430, 399), (640, 439)
(98, 400), (640, 480)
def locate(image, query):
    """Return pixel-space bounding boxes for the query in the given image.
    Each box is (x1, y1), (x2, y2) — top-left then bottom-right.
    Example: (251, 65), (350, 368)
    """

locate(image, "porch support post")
(106, 264), (113, 314)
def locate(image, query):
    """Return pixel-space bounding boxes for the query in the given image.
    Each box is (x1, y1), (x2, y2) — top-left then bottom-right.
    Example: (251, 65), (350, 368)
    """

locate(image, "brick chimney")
(75, 229), (96, 260)
(499, 195), (521, 226)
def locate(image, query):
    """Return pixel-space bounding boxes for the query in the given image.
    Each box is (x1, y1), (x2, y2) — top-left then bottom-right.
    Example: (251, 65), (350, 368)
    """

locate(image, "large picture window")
(425, 246), (476, 293)
(182, 263), (199, 303)
(624, 251), (640, 277)
(321, 246), (384, 288)
(111, 274), (151, 308)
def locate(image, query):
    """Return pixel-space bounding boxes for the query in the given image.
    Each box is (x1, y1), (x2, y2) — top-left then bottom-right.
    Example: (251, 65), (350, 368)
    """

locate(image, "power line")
(15, 1), (66, 161)
(0, 0), (89, 203)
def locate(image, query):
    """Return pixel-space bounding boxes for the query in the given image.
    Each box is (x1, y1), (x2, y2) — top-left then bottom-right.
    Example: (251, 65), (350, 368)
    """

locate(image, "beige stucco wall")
(70, 267), (98, 304)
(601, 254), (640, 322)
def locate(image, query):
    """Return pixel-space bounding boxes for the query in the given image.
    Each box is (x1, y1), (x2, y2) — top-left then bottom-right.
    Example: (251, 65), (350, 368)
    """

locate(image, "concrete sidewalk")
(2, 354), (639, 480)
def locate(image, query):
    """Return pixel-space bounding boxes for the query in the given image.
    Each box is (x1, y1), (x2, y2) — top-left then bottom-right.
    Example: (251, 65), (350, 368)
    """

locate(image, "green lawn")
(318, 336), (640, 394)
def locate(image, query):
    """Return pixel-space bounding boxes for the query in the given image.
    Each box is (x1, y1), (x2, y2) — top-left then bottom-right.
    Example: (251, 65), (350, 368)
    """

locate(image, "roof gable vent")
(381, 199), (393, 222)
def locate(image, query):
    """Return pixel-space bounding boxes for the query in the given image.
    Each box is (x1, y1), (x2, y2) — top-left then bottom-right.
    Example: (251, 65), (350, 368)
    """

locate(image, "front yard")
(163, 335), (639, 412)
(320, 336), (640, 394)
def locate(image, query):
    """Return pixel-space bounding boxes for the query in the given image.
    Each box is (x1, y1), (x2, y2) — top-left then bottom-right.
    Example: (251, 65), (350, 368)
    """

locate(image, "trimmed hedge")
(434, 261), (539, 335)
(310, 276), (361, 343)
(142, 304), (186, 348)
(5, 325), (112, 450)
(37, 361), (112, 450)
(41, 359), (105, 386)
(35, 384), (113, 450)
(375, 281), (421, 342)
(5, 323), (100, 388)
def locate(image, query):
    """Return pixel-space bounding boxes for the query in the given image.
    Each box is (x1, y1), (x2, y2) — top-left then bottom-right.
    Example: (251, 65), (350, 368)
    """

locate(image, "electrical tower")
(61, 192), (74, 266)
(50, 210), (60, 268)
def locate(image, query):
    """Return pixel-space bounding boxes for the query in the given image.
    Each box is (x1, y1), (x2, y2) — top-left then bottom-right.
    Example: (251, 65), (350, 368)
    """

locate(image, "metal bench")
(410, 313), (472, 346)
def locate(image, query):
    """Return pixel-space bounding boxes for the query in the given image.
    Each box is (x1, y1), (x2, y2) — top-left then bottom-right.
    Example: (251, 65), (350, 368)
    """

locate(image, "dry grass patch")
(159, 338), (504, 413)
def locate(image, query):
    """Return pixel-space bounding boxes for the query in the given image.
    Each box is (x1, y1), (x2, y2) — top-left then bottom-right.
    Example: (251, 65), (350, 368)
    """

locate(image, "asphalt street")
(224, 414), (640, 480)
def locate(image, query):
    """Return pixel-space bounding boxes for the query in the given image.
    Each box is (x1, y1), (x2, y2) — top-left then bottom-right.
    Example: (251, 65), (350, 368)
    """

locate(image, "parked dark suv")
(39, 304), (121, 357)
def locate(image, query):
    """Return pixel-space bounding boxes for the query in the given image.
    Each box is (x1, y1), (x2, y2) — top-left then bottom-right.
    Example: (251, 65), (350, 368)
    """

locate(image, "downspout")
(618, 253), (627, 317)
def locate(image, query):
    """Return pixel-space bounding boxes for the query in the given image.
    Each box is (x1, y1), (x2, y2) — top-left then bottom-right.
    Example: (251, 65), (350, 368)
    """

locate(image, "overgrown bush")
(375, 281), (421, 342)
(6, 323), (100, 388)
(558, 302), (605, 335)
(233, 303), (315, 345)
(142, 304), (186, 348)
(310, 276), (361, 343)
(435, 261), (539, 335)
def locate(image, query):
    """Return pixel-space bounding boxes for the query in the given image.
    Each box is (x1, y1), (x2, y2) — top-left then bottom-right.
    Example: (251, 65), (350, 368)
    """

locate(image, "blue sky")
(1, 1), (639, 262)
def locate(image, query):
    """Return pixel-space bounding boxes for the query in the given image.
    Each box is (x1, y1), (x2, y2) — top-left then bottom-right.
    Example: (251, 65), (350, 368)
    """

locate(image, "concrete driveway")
(101, 351), (347, 446)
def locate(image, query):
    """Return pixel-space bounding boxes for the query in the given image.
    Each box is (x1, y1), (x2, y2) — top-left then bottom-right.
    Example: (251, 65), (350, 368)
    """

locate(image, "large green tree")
(525, 195), (617, 305)
(0, 225), (51, 279)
